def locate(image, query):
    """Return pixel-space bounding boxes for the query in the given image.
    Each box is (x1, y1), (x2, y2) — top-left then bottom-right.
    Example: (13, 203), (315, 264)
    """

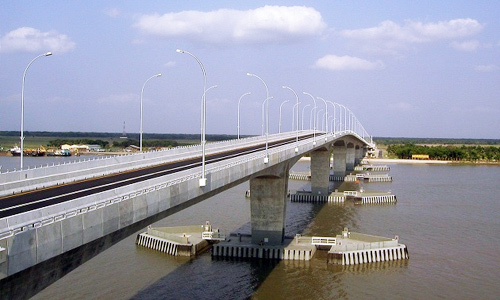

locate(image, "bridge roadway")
(0, 133), (315, 218)
(0, 130), (370, 299)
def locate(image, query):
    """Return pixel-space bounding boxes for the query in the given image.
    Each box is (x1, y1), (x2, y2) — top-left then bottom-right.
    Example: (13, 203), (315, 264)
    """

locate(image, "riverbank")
(365, 158), (500, 165)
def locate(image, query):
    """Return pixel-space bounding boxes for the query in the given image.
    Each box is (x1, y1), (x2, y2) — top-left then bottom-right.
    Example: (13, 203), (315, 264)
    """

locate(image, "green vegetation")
(0, 131), (248, 152)
(387, 143), (500, 161)
(375, 137), (500, 145)
(0, 131), (243, 142)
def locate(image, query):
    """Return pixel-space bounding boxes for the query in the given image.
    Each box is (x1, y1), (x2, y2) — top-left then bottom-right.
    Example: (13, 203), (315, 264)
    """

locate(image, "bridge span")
(0, 129), (372, 298)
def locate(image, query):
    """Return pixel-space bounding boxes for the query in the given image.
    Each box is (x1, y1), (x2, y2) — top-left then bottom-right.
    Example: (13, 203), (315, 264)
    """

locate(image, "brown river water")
(10, 159), (497, 299)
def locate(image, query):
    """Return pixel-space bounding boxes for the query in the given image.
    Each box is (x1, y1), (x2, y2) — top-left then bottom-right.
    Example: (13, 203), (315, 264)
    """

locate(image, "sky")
(1, 1), (499, 139)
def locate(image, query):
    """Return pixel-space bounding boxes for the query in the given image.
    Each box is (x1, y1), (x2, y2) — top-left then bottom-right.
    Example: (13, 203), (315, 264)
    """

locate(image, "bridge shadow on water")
(132, 181), (361, 299)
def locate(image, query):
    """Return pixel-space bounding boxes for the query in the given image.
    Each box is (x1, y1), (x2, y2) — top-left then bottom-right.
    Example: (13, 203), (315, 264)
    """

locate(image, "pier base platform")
(136, 222), (224, 257)
(327, 228), (409, 265)
(212, 234), (316, 261)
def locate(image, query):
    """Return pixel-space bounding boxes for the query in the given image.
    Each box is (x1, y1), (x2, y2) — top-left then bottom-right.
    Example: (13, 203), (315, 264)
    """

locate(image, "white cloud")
(340, 18), (483, 54)
(342, 19), (482, 42)
(134, 6), (327, 44)
(450, 40), (480, 51)
(474, 64), (499, 72)
(313, 55), (384, 71)
(0, 27), (75, 54)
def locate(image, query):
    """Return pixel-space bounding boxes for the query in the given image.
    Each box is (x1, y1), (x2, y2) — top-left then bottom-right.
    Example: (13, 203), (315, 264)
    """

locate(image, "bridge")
(0, 128), (372, 298)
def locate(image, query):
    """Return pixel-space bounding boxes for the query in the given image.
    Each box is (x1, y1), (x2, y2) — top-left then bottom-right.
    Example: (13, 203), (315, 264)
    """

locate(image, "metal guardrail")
(311, 237), (337, 246)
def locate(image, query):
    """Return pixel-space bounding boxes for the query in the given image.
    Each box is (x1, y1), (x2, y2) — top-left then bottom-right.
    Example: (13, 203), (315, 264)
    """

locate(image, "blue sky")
(1, 1), (499, 139)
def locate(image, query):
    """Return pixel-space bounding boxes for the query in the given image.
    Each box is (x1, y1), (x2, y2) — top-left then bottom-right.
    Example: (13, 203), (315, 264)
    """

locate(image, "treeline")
(0, 131), (242, 142)
(375, 137), (500, 145)
(112, 139), (185, 148)
(387, 143), (500, 161)
(48, 139), (109, 148)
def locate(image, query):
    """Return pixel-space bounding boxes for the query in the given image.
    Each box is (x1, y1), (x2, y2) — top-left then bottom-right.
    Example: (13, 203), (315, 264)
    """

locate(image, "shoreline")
(365, 158), (500, 165)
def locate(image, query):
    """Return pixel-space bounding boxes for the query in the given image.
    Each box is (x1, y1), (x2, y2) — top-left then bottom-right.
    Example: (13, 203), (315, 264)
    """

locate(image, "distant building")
(87, 144), (103, 152)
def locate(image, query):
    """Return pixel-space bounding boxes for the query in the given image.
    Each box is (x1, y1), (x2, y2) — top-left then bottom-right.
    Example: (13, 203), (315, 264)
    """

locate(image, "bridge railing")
(0, 132), (302, 197)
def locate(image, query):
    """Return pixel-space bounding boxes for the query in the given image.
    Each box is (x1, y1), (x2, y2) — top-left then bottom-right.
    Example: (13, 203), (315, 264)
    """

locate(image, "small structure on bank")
(136, 221), (224, 256)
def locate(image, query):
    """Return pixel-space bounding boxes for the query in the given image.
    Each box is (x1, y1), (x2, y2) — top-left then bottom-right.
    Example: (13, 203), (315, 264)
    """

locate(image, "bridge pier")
(355, 145), (363, 165)
(250, 164), (289, 246)
(333, 141), (347, 177)
(346, 143), (355, 171)
(310, 148), (331, 196)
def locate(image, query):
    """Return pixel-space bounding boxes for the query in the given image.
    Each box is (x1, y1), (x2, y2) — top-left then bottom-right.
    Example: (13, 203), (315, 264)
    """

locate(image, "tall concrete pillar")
(310, 148), (330, 196)
(355, 145), (363, 165)
(333, 141), (346, 177)
(250, 171), (288, 245)
(346, 143), (355, 171)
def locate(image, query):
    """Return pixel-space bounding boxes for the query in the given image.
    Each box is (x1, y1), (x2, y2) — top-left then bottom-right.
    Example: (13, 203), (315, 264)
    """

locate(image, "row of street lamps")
(18, 50), (371, 187)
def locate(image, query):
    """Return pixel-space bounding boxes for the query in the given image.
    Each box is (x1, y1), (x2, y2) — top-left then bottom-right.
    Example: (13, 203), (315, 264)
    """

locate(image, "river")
(1, 156), (499, 299)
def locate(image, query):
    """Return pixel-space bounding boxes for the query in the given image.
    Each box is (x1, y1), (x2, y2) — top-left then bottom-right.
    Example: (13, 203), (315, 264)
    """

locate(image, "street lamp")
(237, 92), (251, 139)
(337, 103), (347, 132)
(316, 97), (328, 133)
(282, 85), (300, 152)
(291, 102), (301, 135)
(140, 73), (161, 152)
(20, 51), (52, 170)
(301, 104), (310, 131)
(279, 99), (290, 134)
(176, 49), (209, 187)
(316, 109), (324, 132)
(326, 100), (337, 134)
(316, 97), (329, 140)
(303, 92), (317, 145)
(247, 73), (271, 163)
(259, 96), (273, 163)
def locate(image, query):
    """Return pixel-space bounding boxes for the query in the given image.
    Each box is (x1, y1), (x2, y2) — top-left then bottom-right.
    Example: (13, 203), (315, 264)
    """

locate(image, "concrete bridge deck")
(0, 130), (373, 299)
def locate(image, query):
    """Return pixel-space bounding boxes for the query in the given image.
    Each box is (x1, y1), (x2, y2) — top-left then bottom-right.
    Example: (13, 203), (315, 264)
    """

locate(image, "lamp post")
(20, 52), (52, 170)
(317, 97), (329, 141)
(316, 97), (328, 136)
(316, 109), (324, 132)
(301, 104), (310, 131)
(247, 73), (269, 136)
(278, 99), (290, 134)
(176, 49), (209, 187)
(282, 86), (300, 152)
(326, 101), (337, 134)
(140, 73), (161, 152)
(247, 73), (271, 163)
(337, 103), (346, 132)
(260, 96), (273, 163)
(237, 92), (251, 139)
(291, 102), (301, 135)
(303, 92), (317, 145)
